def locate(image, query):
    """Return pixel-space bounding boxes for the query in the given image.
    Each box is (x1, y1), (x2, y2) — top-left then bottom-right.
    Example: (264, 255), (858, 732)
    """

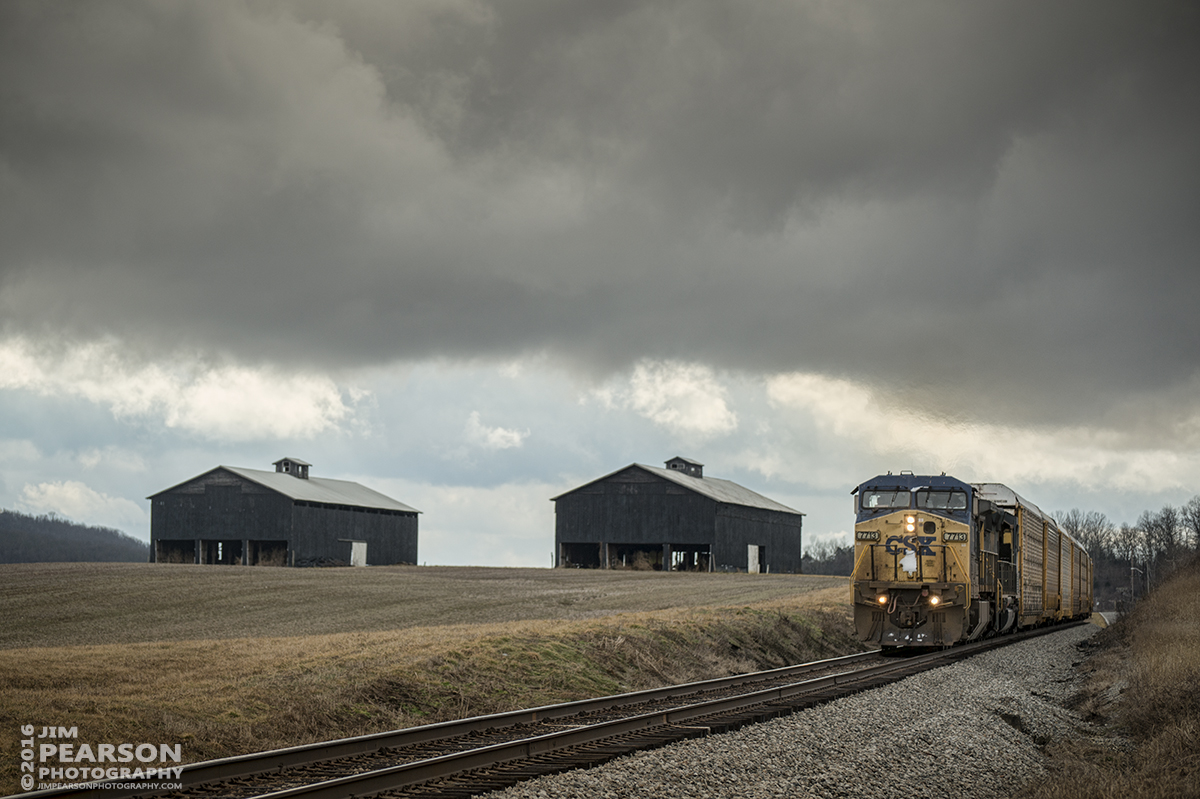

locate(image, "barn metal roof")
(150, 466), (419, 514)
(225, 467), (419, 513)
(554, 463), (804, 516)
(667, 456), (704, 467)
(273, 456), (312, 467)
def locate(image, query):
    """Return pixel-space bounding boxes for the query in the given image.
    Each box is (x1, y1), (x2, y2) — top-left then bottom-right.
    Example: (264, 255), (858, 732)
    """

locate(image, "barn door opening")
(338, 538), (368, 567)
(670, 546), (712, 572)
(155, 539), (196, 564)
(201, 539), (243, 565)
(748, 544), (765, 574)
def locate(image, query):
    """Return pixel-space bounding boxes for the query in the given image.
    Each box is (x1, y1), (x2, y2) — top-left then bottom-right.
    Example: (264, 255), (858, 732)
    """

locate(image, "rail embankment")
(0, 565), (857, 795)
(1017, 554), (1200, 798)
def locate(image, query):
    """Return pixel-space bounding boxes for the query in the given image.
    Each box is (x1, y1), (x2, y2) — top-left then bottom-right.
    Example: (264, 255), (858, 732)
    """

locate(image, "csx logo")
(885, 535), (935, 557)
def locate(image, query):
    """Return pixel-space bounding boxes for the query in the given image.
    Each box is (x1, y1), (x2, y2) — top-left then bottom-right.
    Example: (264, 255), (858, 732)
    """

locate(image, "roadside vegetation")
(0, 565), (856, 795)
(1017, 553), (1200, 799)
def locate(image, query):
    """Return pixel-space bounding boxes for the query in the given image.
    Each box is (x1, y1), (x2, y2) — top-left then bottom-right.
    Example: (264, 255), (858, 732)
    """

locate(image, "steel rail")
(252, 653), (941, 799)
(13, 650), (880, 799)
(13, 622), (1085, 799)
(225, 623), (1088, 799)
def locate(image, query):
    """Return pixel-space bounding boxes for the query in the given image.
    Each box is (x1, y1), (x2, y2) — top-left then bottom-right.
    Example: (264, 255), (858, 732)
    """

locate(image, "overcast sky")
(1, 1), (1197, 565)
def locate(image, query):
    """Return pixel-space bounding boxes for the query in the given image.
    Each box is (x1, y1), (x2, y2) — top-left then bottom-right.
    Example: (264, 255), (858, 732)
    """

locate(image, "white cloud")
(763, 371), (1200, 493)
(357, 477), (561, 566)
(17, 480), (147, 533)
(596, 359), (738, 439)
(0, 337), (357, 441)
(463, 411), (529, 450)
(78, 447), (146, 472)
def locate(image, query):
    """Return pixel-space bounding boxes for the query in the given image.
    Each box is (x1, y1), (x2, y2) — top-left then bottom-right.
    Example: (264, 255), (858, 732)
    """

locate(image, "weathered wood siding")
(290, 503), (417, 566)
(713, 506), (803, 573)
(150, 469), (291, 547)
(555, 466), (804, 573)
(150, 468), (418, 566)
(555, 468), (717, 546)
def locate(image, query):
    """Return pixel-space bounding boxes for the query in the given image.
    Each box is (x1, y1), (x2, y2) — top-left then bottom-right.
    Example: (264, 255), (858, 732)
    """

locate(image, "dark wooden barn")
(553, 457), (804, 573)
(149, 457), (419, 567)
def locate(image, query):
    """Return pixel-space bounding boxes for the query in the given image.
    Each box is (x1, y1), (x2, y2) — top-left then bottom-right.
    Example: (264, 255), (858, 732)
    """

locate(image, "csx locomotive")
(851, 473), (1092, 648)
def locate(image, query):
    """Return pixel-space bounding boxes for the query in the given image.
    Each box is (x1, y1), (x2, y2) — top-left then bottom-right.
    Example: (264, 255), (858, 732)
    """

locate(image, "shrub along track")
(20, 623), (1082, 799)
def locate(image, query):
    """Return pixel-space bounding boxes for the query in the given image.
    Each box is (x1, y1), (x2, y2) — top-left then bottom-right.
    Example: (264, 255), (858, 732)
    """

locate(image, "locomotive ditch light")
(877, 594), (889, 605)
(928, 594), (941, 606)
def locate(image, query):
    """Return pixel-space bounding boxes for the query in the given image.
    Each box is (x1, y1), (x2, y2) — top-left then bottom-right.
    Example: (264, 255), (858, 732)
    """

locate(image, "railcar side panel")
(1020, 506), (1044, 620)
(1070, 535), (1080, 614)
(1046, 522), (1061, 615)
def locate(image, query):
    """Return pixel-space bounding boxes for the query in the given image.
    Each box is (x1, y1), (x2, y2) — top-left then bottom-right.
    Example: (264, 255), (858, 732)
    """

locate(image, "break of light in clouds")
(0, 1), (1197, 562)
(0, 337), (357, 441)
(463, 411), (530, 451)
(593, 361), (739, 439)
(17, 481), (148, 533)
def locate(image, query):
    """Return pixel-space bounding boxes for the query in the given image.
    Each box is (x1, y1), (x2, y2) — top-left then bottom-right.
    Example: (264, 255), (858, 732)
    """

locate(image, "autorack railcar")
(851, 473), (1092, 648)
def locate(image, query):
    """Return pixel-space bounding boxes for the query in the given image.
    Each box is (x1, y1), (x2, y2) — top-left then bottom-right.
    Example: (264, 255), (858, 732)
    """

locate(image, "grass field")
(0, 563), (847, 648)
(0, 564), (855, 794)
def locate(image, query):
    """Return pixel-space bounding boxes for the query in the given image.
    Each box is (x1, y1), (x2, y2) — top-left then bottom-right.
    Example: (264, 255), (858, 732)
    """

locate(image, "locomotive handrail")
(850, 542), (872, 582)
(944, 543), (970, 606)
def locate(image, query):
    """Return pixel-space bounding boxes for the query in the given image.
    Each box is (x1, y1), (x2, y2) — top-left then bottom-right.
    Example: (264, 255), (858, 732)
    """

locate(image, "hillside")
(0, 564), (855, 795)
(0, 508), (148, 563)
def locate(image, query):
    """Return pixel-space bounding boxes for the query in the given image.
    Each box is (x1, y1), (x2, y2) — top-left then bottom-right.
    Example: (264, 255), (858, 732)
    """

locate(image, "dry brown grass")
(0, 564), (855, 795)
(1016, 555), (1200, 799)
(0, 563), (846, 649)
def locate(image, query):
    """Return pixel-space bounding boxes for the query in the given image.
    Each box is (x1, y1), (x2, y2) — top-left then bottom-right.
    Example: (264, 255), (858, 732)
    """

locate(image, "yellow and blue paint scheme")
(852, 474), (1093, 648)
(851, 474), (976, 647)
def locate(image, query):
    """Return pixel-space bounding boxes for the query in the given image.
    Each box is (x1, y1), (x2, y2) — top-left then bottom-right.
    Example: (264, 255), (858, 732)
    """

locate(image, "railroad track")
(19, 622), (1083, 799)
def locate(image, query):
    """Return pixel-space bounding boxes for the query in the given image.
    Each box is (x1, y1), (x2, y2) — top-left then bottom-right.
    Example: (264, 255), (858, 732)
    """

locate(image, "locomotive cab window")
(914, 489), (967, 511)
(861, 489), (909, 509)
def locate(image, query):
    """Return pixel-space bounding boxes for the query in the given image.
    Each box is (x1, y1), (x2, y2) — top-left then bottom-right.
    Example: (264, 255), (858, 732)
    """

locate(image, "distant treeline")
(0, 508), (148, 563)
(801, 540), (853, 576)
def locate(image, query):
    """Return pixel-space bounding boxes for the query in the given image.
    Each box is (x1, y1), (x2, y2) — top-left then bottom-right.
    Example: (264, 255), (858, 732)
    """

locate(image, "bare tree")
(1158, 504), (1180, 552)
(1084, 511), (1114, 555)
(1181, 496), (1200, 552)
(1055, 508), (1113, 557)
(1055, 508), (1084, 539)
(1115, 521), (1141, 564)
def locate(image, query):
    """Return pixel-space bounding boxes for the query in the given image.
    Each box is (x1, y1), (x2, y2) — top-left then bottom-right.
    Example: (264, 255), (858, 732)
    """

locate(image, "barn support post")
(194, 539), (201, 564)
(662, 543), (672, 571)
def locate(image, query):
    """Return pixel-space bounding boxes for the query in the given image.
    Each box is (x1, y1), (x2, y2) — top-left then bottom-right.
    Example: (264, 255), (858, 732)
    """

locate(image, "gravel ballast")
(488, 624), (1106, 799)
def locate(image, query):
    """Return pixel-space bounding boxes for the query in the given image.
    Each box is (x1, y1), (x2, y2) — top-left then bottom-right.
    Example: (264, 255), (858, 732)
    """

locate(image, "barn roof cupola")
(665, 456), (703, 478)
(273, 457), (311, 479)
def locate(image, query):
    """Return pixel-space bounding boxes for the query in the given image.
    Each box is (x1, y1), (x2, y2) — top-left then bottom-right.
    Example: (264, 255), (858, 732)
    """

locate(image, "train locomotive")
(851, 473), (1092, 648)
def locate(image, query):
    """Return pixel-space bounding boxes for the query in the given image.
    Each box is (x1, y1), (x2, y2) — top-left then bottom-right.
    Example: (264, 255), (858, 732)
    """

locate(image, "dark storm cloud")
(1, 0), (1197, 429)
